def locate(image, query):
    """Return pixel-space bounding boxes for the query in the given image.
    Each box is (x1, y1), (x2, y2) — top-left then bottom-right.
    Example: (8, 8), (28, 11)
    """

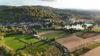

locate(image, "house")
(64, 24), (84, 30)
(64, 23), (94, 30)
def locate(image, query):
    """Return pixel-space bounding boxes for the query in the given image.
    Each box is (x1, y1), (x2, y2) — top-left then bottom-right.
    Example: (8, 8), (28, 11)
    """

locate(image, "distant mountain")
(0, 5), (100, 23)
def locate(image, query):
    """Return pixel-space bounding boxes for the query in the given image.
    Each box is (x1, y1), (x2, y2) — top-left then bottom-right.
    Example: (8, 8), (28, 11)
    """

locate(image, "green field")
(41, 31), (67, 39)
(4, 35), (38, 51)
(3, 30), (66, 54)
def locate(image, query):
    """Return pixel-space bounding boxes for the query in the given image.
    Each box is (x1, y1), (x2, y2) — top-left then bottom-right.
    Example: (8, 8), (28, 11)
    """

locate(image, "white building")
(64, 23), (93, 30)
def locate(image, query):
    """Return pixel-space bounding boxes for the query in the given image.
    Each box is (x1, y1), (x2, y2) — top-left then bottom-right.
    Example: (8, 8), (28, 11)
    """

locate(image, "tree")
(82, 24), (87, 32)
(87, 26), (94, 31)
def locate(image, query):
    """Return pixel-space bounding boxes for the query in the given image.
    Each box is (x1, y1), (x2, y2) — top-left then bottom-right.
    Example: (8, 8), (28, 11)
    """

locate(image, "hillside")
(0, 5), (100, 23)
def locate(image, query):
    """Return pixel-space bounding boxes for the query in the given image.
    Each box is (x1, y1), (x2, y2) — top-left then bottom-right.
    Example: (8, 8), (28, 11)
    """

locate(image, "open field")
(56, 32), (100, 52)
(82, 46), (100, 56)
(41, 31), (67, 39)
(3, 34), (62, 56)
(92, 27), (100, 32)
(3, 28), (100, 56)
(4, 35), (38, 51)
(3, 30), (67, 55)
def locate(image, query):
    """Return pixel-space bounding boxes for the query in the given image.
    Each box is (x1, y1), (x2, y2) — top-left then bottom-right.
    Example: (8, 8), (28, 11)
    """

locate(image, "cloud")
(41, 0), (55, 2)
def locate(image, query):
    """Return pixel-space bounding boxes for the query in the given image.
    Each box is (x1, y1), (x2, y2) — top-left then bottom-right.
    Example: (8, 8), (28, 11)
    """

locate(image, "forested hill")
(0, 5), (100, 23)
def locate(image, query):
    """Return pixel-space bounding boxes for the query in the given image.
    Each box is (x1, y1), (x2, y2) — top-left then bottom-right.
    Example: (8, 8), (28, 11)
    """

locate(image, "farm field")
(56, 32), (100, 56)
(56, 33), (100, 52)
(41, 31), (67, 39)
(83, 46), (100, 56)
(2, 30), (67, 56)
(4, 35), (38, 51)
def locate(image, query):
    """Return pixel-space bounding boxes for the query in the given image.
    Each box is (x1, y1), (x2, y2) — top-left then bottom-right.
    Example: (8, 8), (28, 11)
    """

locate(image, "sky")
(0, 0), (100, 10)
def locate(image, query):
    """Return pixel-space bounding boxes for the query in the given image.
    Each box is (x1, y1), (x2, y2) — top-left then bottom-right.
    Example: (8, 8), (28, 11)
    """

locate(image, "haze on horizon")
(0, 0), (100, 10)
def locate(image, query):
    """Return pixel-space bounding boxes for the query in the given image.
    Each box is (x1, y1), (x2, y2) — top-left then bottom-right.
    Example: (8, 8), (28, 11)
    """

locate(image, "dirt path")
(56, 33), (100, 52)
